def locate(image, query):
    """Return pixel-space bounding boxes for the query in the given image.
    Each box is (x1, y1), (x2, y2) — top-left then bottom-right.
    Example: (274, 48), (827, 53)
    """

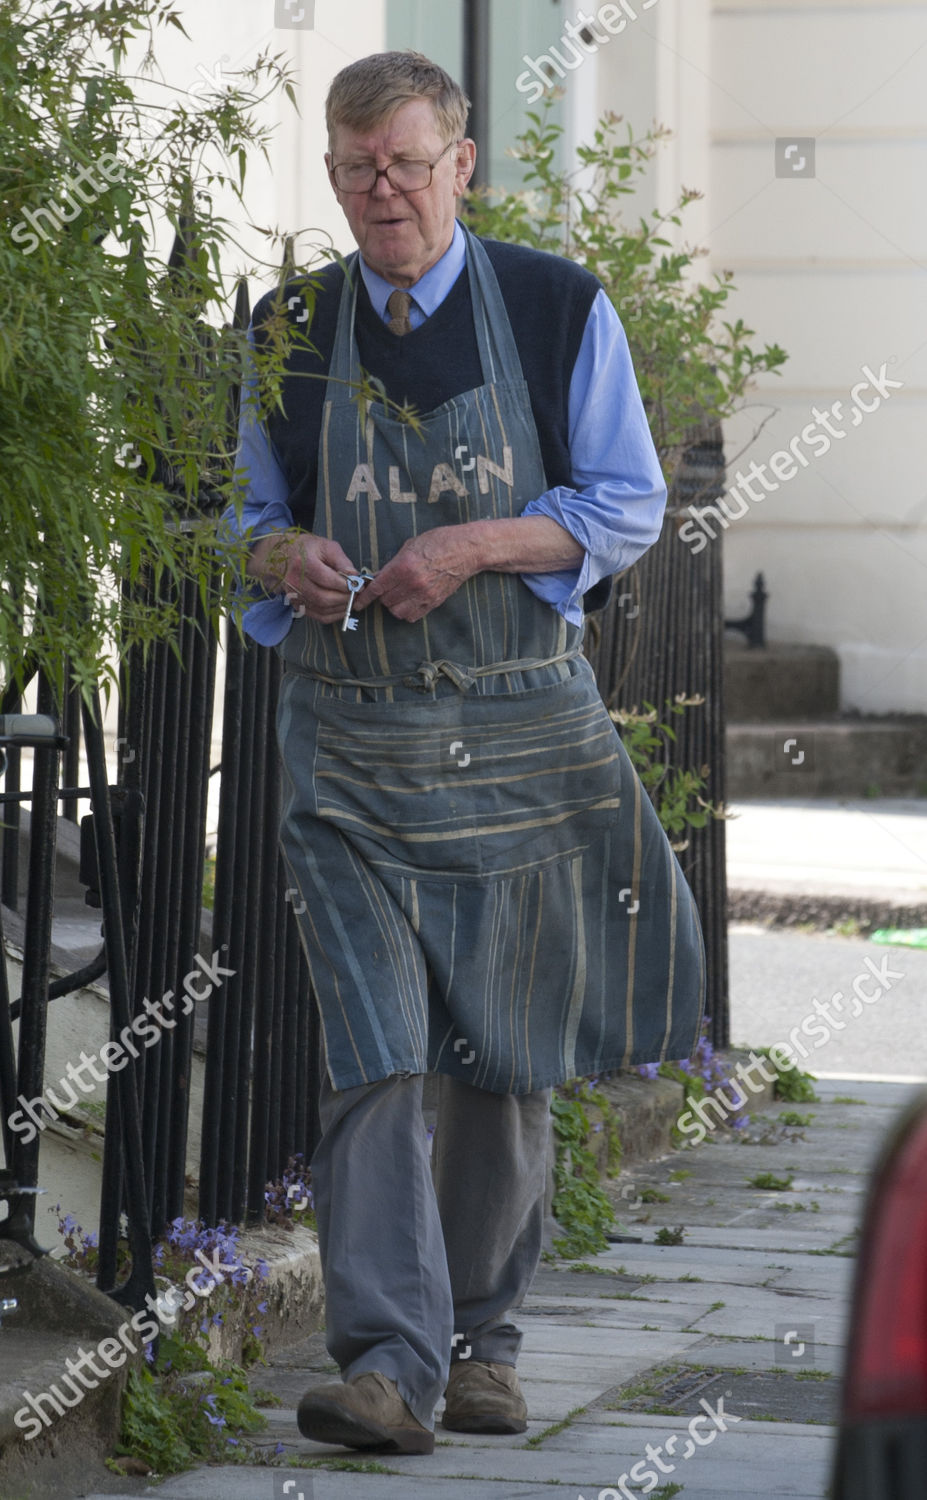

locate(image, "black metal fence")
(0, 621), (322, 1304)
(586, 421), (730, 1050)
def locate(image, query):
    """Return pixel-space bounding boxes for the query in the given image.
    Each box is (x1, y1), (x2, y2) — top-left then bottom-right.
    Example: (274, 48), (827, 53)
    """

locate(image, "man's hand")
(357, 517), (584, 624)
(357, 528), (478, 623)
(248, 531), (357, 625)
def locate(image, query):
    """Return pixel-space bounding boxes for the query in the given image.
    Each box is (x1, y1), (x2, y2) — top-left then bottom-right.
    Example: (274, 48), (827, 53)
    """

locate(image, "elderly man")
(229, 50), (704, 1456)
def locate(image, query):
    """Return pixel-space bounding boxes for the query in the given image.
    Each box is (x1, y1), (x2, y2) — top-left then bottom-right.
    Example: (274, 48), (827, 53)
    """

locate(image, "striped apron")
(276, 228), (705, 1094)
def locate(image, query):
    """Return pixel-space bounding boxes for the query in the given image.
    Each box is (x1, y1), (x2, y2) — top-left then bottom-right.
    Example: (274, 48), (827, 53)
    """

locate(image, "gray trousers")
(309, 1070), (553, 1430)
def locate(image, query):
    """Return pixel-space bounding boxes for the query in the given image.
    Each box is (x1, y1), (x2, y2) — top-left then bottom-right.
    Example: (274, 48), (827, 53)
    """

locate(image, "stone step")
(726, 719), (927, 799)
(0, 1242), (136, 1500)
(724, 641), (840, 721)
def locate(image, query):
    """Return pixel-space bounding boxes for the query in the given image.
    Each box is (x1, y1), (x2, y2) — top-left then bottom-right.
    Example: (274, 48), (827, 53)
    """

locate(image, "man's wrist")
(464, 516), (583, 575)
(248, 528), (300, 592)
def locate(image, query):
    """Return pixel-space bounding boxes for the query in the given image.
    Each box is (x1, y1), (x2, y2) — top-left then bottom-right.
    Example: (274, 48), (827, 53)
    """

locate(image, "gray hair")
(325, 50), (469, 146)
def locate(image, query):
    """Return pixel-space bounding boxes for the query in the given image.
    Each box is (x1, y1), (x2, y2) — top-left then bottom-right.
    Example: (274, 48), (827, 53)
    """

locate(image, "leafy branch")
(0, 0), (309, 697)
(611, 696), (729, 850)
(464, 97), (787, 482)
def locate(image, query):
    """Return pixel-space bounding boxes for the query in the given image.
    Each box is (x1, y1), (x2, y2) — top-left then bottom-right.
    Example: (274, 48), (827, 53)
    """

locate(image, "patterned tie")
(387, 289), (414, 337)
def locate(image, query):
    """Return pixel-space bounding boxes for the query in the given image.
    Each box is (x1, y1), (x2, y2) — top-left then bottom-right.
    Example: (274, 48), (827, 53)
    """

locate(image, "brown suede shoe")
(441, 1359), (528, 1434)
(297, 1370), (435, 1454)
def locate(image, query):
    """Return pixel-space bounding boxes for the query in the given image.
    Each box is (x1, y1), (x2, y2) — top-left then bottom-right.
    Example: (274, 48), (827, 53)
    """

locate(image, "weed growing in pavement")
(832, 917), (863, 938)
(779, 1110), (815, 1127)
(115, 1362), (266, 1473)
(654, 1226), (686, 1245)
(54, 1207), (270, 1362)
(567, 1262), (631, 1277)
(559, 1021), (753, 1255)
(52, 1167), (319, 1476)
(296, 1458), (395, 1473)
(524, 1404), (588, 1448)
(755, 1048), (818, 1102)
(607, 1360), (683, 1409)
(749, 1172), (795, 1191)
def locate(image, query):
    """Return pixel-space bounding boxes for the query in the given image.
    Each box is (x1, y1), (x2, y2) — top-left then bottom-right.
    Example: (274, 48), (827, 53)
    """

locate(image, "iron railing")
(585, 420), (730, 1049)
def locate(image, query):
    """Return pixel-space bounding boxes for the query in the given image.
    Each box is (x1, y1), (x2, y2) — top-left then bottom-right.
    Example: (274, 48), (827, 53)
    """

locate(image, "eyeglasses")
(330, 139), (460, 194)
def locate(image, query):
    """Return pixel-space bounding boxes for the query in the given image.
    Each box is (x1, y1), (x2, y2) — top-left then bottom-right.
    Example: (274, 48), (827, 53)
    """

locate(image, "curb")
(729, 886), (927, 934)
(187, 1223), (325, 1367)
(585, 1055), (778, 1173)
(590, 1076), (688, 1168)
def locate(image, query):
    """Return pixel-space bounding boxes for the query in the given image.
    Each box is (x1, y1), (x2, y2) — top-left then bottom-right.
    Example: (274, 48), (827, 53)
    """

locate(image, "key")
(340, 569), (374, 632)
(341, 577), (362, 632)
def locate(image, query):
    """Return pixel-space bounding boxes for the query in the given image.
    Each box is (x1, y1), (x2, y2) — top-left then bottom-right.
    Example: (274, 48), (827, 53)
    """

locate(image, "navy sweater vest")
(250, 236), (609, 608)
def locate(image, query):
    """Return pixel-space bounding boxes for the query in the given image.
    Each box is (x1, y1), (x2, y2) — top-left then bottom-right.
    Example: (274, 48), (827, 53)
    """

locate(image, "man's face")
(326, 98), (476, 287)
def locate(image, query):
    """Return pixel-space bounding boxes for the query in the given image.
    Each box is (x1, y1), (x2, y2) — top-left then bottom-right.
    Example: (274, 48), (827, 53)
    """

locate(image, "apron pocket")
(465, 676), (623, 878)
(314, 703), (483, 878)
(311, 668), (624, 882)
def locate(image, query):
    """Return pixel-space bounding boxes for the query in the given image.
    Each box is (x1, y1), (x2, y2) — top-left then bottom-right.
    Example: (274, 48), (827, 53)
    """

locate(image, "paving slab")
(683, 1335), (846, 1377)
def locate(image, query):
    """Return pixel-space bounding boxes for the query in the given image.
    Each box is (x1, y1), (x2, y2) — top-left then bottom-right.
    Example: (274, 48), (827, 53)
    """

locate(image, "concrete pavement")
(78, 1074), (913, 1500)
(730, 923), (927, 1081)
(726, 796), (927, 906)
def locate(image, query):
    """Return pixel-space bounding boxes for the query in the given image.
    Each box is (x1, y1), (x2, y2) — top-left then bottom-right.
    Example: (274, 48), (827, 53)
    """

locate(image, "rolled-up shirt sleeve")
(219, 333), (295, 646)
(520, 288), (667, 624)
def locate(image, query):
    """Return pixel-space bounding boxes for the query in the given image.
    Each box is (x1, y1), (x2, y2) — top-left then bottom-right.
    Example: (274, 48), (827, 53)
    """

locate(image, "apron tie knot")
(407, 659), (476, 694)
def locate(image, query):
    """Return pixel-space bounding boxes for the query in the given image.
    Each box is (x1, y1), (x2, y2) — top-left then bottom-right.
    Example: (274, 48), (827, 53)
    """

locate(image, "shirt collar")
(359, 220), (467, 322)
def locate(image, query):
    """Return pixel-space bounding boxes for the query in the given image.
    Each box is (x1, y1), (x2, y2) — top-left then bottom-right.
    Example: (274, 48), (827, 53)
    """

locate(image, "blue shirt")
(226, 220), (666, 643)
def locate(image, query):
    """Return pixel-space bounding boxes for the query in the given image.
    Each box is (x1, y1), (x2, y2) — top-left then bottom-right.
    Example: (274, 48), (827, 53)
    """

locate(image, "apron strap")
(284, 647), (583, 695)
(459, 222), (529, 389)
(327, 252), (361, 388)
